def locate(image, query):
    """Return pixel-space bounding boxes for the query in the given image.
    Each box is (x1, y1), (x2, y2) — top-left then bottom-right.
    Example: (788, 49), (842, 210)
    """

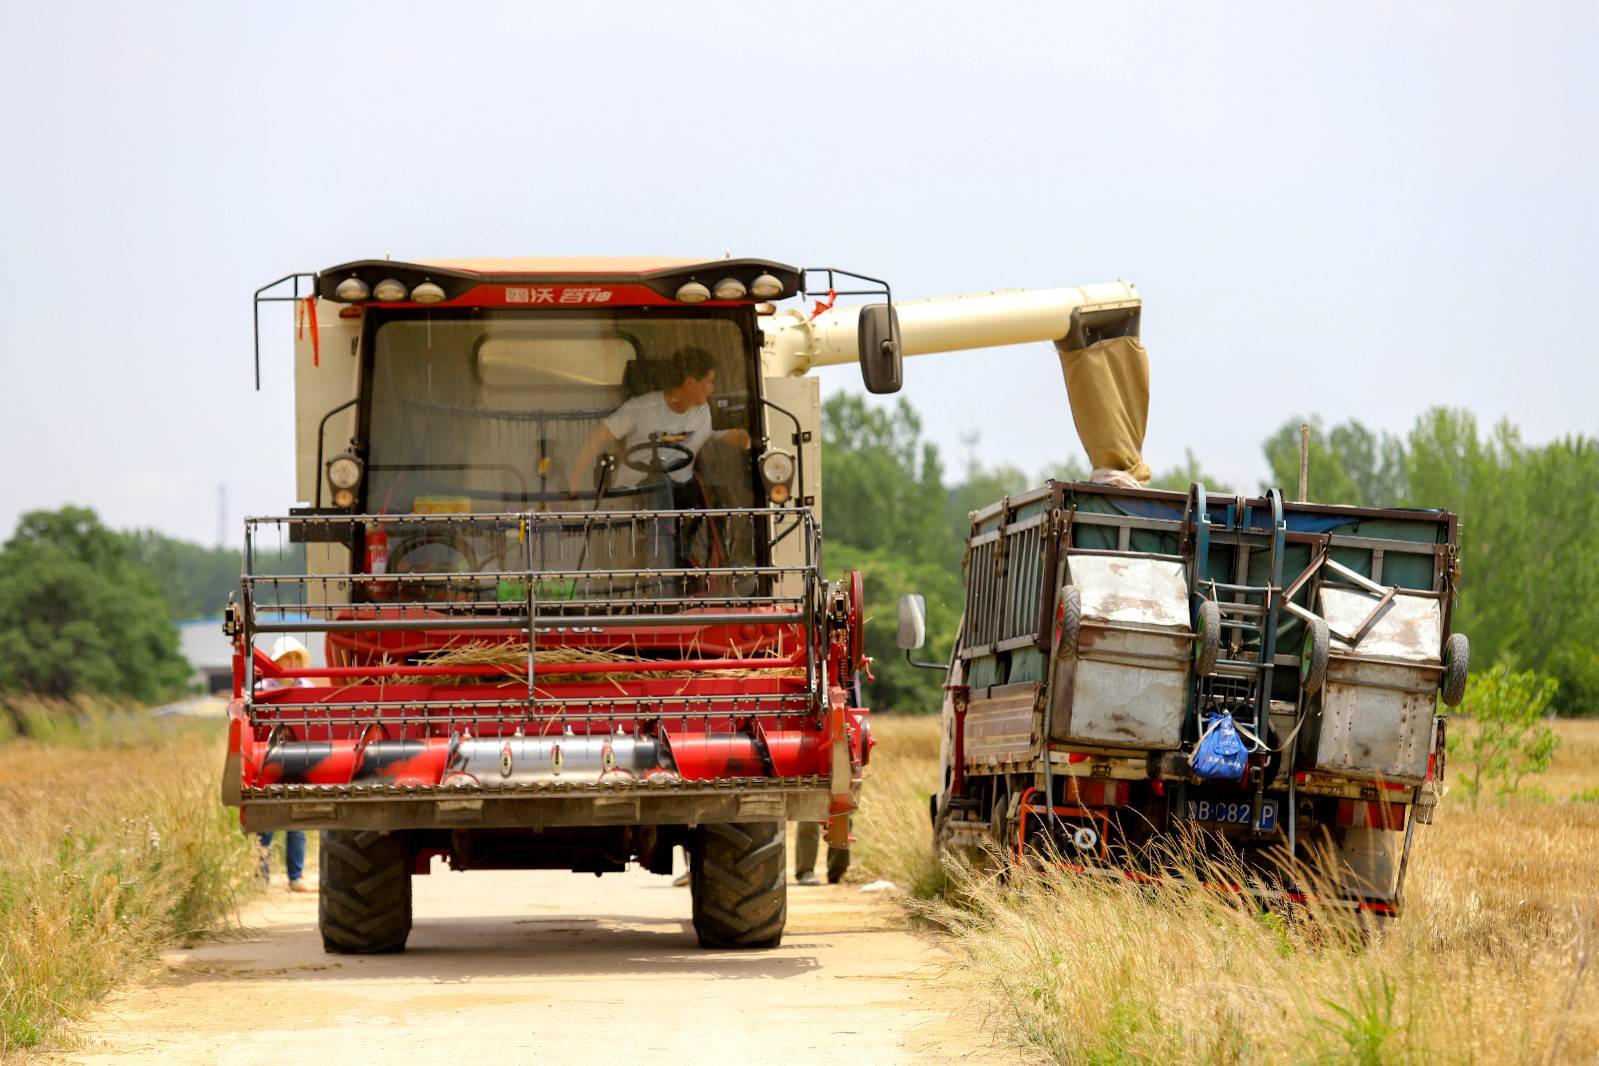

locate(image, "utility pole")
(216, 483), (227, 549)
(1298, 423), (1310, 501)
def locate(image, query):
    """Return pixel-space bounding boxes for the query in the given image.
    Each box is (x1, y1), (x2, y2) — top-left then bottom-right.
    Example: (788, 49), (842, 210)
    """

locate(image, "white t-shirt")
(604, 392), (712, 486)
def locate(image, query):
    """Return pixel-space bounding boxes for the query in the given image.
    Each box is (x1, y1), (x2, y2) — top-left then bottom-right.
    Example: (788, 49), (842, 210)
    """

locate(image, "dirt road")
(50, 861), (1010, 1065)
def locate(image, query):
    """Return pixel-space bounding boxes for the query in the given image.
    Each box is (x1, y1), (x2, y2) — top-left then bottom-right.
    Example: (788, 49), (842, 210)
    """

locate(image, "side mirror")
(897, 593), (927, 650)
(858, 303), (902, 395)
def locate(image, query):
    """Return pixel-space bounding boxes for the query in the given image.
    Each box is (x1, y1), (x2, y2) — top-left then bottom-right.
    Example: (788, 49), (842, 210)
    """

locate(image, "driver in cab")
(567, 347), (750, 508)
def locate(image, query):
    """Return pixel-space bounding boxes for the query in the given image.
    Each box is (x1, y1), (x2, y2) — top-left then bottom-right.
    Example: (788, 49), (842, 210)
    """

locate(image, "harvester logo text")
(504, 286), (614, 305)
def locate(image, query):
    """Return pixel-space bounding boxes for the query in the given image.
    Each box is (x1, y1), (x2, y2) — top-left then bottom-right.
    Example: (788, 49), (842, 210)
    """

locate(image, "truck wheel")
(1301, 617), (1330, 694)
(691, 822), (786, 949)
(1194, 600), (1221, 676)
(1054, 586), (1082, 657)
(320, 830), (412, 954)
(1440, 632), (1470, 707)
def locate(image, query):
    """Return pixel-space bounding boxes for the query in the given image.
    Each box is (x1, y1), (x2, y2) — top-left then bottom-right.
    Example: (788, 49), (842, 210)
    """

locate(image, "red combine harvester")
(227, 256), (1145, 952)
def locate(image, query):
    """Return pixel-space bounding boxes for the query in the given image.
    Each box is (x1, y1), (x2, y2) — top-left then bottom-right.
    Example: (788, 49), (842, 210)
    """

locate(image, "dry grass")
(851, 713), (948, 896)
(0, 699), (259, 1055)
(1541, 717), (1599, 801)
(857, 714), (1599, 1065)
(389, 642), (802, 686)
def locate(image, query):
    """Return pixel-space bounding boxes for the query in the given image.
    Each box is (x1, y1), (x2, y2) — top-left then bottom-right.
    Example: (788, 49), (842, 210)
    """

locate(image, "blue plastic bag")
(1190, 712), (1248, 781)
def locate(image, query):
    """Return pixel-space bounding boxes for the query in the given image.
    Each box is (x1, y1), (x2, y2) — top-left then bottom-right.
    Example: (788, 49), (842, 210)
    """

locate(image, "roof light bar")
(334, 276), (370, 302)
(372, 278), (407, 302)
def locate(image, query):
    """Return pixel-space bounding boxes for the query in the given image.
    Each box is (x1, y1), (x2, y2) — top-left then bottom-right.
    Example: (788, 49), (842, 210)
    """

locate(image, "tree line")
(0, 508), (300, 706)
(824, 396), (1598, 717)
(0, 400), (1591, 718)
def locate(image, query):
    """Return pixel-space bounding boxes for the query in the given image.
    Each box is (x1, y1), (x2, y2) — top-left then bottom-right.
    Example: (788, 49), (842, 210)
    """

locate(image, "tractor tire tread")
(319, 830), (411, 955)
(692, 821), (786, 950)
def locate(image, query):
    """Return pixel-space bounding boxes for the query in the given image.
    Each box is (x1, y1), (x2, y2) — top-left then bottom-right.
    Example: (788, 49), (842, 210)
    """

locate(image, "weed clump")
(860, 715), (1599, 1064)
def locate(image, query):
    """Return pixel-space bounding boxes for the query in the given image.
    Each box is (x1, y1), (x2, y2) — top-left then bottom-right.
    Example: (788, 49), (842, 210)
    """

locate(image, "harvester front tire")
(319, 830), (412, 954)
(691, 822), (786, 949)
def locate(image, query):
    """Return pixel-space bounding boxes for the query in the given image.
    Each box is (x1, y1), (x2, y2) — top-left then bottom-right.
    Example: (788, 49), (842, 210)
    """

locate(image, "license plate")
(1181, 798), (1278, 832)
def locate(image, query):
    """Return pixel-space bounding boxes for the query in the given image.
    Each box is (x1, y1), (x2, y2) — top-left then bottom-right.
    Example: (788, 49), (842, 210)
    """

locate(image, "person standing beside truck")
(794, 821), (849, 885)
(255, 636), (316, 892)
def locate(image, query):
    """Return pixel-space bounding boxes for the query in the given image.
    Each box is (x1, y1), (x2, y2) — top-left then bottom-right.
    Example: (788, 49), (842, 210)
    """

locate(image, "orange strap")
(809, 288), (837, 320)
(297, 295), (321, 367)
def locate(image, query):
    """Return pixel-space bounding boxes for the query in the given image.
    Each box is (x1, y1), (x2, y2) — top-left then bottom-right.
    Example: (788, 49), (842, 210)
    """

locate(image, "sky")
(1, 2), (1594, 546)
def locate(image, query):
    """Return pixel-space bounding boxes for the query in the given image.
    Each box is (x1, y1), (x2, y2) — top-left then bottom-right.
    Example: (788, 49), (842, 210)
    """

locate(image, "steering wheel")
(388, 531), (474, 573)
(623, 437), (696, 477)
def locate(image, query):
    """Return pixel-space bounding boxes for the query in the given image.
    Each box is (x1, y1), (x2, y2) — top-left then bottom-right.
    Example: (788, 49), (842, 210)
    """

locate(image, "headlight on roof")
(749, 273), (784, 299)
(410, 280), (446, 304)
(334, 276), (370, 302)
(372, 278), (407, 302)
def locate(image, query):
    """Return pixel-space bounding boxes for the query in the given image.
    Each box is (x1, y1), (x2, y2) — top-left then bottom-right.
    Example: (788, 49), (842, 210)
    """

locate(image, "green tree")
(946, 458), (1033, 546)
(1400, 412), (1599, 715)
(1148, 448), (1232, 493)
(1447, 664), (1559, 806)
(0, 507), (190, 704)
(1258, 408), (1599, 715)
(126, 532), (243, 620)
(822, 395), (953, 566)
(822, 394), (960, 711)
(828, 542), (963, 714)
(1037, 455), (1091, 484)
(124, 531), (305, 621)
(1262, 416), (1405, 505)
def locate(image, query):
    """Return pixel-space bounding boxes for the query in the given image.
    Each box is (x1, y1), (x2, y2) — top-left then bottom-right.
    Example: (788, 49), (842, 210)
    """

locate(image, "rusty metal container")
(1312, 588), (1444, 782)
(1047, 555), (1192, 750)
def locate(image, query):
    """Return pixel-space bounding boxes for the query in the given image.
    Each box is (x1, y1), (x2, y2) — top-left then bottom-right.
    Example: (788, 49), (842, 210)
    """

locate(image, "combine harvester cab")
(924, 480), (1467, 917)
(224, 258), (877, 953)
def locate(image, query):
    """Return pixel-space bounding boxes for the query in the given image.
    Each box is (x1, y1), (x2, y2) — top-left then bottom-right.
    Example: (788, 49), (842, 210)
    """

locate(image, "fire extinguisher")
(364, 525), (389, 587)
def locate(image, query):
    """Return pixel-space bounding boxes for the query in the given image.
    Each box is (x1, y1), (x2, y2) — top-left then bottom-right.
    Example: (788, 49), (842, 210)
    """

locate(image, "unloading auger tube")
(762, 280), (1150, 484)
(761, 280), (1141, 375)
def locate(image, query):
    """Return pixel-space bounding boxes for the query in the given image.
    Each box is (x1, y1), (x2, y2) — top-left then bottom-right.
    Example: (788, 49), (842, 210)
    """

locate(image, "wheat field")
(0, 702), (259, 1056)
(3, 706), (1593, 1062)
(853, 714), (1599, 1065)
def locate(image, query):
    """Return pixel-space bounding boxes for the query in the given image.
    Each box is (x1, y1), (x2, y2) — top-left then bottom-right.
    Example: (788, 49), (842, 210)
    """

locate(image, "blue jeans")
(257, 831), (306, 883)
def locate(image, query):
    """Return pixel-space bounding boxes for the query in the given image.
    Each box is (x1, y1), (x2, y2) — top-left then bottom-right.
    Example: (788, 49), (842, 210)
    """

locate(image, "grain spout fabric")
(1056, 334), (1151, 485)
